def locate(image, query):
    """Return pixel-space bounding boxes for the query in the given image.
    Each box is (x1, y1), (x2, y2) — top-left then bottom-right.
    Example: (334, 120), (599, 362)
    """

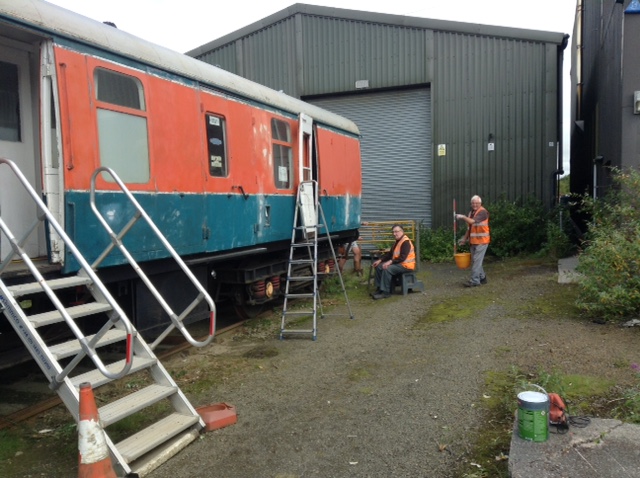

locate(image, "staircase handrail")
(0, 158), (134, 384)
(89, 167), (216, 348)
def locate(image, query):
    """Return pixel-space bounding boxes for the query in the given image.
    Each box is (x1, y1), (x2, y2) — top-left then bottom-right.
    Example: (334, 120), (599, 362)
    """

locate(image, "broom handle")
(453, 198), (457, 254)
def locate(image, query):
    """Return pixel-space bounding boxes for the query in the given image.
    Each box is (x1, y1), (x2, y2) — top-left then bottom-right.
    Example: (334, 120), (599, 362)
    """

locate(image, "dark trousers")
(374, 263), (408, 294)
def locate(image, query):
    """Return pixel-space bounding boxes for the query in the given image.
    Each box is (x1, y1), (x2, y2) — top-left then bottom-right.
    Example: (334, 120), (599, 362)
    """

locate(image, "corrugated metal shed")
(189, 3), (567, 227)
(571, 0), (640, 199)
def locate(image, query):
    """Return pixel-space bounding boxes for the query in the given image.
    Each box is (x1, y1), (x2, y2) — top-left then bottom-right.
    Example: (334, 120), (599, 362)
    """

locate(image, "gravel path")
(147, 260), (640, 478)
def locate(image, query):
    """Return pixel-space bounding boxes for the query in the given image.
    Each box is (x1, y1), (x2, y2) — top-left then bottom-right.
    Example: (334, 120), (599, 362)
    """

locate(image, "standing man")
(456, 195), (490, 287)
(371, 225), (416, 299)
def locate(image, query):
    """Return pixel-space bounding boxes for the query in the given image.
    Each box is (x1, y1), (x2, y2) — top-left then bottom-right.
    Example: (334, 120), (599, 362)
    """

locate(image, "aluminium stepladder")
(278, 179), (354, 340)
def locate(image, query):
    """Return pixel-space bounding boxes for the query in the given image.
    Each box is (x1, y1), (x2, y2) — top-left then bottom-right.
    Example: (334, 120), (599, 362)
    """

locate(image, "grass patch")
(461, 366), (633, 478)
(457, 370), (514, 478)
(348, 367), (373, 382)
(524, 283), (582, 319)
(415, 294), (496, 327)
(0, 430), (25, 461)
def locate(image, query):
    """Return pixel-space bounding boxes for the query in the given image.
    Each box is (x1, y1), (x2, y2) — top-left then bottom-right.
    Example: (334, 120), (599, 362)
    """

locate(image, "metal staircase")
(0, 159), (216, 477)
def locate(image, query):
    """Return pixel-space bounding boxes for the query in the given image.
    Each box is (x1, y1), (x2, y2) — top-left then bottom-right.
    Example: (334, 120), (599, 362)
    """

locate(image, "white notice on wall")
(278, 165), (288, 182)
(437, 144), (446, 157)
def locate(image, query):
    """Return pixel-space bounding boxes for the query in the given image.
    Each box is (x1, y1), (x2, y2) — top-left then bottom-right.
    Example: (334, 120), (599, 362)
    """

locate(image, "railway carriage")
(0, 0), (362, 344)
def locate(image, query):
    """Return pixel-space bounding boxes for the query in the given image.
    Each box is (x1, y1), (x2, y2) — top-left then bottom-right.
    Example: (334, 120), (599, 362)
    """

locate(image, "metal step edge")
(128, 428), (199, 477)
(287, 277), (314, 281)
(49, 328), (127, 360)
(29, 302), (113, 328)
(8, 276), (93, 297)
(280, 329), (315, 334)
(70, 356), (157, 389)
(285, 293), (315, 298)
(283, 311), (316, 316)
(99, 384), (177, 427)
(116, 413), (201, 464)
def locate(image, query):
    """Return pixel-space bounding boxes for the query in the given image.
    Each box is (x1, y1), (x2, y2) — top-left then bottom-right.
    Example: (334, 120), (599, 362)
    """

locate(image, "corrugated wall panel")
(302, 16), (428, 95)
(241, 19), (298, 95)
(310, 89), (432, 225)
(197, 43), (237, 75)
(431, 32), (557, 226)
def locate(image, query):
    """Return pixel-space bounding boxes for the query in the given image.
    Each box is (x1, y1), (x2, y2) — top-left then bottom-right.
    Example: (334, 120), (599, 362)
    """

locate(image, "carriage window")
(206, 114), (228, 177)
(271, 118), (292, 189)
(94, 68), (149, 183)
(94, 68), (145, 110)
(0, 61), (21, 142)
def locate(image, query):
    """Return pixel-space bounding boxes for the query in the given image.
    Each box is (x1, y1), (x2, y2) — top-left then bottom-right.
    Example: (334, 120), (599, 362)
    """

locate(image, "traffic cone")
(78, 382), (117, 478)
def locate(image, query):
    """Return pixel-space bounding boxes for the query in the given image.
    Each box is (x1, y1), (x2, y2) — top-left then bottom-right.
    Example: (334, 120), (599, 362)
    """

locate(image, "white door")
(0, 44), (43, 259)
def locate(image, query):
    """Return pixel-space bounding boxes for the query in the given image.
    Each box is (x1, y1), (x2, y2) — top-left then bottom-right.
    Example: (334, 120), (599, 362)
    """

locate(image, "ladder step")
(283, 311), (315, 316)
(280, 329), (316, 334)
(291, 242), (314, 247)
(116, 413), (201, 464)
(49, 328), (128, 360)
(99, 384), (177, 426)
(287, 276), (314, 282)
(286, 293), (315, 299)
(29, 302), (113, 328)
(70, 356), (157, 389)
(8, 275), (93, 297)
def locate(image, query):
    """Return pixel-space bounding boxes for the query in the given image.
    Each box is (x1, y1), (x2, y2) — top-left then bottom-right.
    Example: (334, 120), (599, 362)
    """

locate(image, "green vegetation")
(575, 168), (640, 321)
(462, 366), (634, 478)
(419, 196), (575, 263)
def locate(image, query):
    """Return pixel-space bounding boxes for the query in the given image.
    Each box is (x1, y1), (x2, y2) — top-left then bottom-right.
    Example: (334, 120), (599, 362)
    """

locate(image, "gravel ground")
(3, 258), (638, 478)
(147, 259), (640, 478)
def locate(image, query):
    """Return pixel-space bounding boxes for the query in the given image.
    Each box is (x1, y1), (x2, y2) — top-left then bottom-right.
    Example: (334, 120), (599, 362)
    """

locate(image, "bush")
(419, 225), (454, 262)
(418, 196), (573, 263)
(576, 168), (640, 320)
(539, 205), (576, 260)
(485, 195), (547, 258)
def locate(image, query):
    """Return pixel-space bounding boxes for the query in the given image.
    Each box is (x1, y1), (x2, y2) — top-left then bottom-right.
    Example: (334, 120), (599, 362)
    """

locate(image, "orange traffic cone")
(78, 382), (117, 478)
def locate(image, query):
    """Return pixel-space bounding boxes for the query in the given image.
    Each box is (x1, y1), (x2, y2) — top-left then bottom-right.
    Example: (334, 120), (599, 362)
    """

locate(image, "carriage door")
(0, 44), (43, 259)
(297, 113), (316, 236)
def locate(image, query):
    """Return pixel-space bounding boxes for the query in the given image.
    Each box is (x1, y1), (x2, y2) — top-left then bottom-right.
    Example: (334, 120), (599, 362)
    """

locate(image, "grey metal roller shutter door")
(310, 88), (432, 226)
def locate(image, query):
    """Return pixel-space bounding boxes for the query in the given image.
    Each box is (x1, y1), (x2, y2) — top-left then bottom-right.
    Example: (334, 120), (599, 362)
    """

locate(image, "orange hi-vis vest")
(469, 206), (490, 245)
(392, 235), (416, 270)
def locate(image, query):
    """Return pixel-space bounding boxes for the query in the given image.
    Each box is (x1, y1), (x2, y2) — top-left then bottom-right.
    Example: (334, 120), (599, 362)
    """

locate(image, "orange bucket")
(454, 252), (471, 270)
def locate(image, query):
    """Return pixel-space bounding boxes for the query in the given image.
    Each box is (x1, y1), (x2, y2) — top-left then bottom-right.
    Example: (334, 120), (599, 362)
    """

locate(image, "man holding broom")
(456, 195), (490, 287)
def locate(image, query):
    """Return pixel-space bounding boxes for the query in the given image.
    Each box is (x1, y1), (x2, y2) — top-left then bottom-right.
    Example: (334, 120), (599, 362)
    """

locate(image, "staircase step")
(70, 356), (157, 389)
(283, 311), (315, 316)
(128, 428), (199, 477)
(99, 384), (177, 426)
(49, 328), (128, 360)
(287, 276), (314, 282)
(29, 302), (113, 328)
(8, 275), (93, 297)
(116, 413), (201, 464)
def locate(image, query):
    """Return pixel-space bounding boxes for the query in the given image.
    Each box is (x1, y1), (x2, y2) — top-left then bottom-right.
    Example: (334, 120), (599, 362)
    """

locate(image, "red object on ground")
(197, 403), (238, 432)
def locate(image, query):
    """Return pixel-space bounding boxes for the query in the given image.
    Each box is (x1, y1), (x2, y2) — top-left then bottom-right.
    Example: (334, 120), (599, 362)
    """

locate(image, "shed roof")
(187, 2), (567, 57)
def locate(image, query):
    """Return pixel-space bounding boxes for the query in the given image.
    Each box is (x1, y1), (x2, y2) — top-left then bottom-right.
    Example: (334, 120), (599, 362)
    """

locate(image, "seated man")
(371, 224), (416, 300)
(338, 240), (363, 276)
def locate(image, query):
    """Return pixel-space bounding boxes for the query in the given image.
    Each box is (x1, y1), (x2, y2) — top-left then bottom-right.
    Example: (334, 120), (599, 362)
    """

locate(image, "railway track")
(0, 318), (249, 430)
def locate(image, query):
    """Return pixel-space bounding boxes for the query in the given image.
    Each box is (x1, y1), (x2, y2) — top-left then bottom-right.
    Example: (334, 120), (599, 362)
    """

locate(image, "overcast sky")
(44, 0), (576, 172)
(44, 0), (576, 53)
